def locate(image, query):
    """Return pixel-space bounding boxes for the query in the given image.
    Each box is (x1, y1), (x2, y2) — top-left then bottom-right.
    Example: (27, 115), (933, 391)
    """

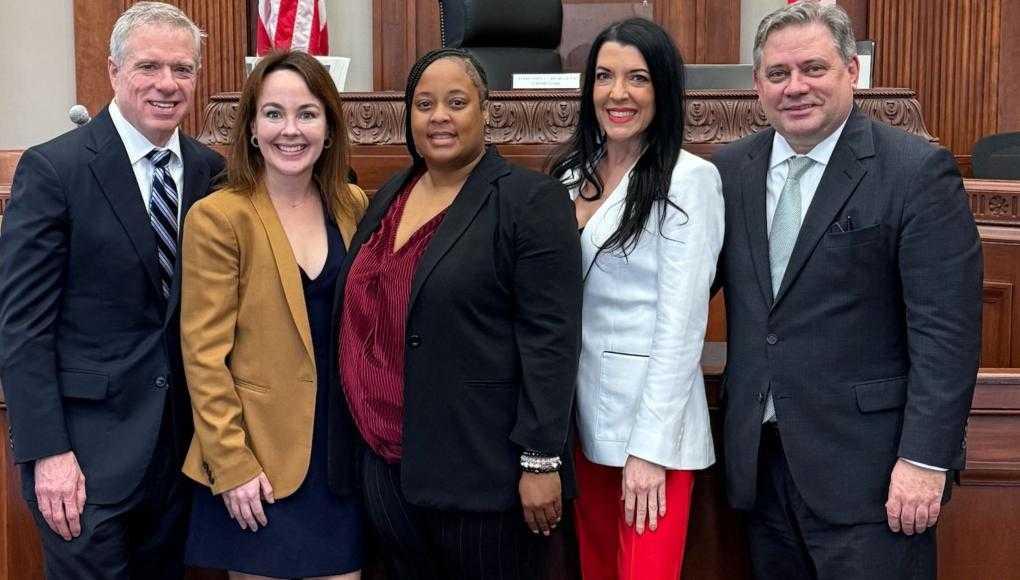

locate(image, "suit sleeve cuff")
(902, 458), (947, 472)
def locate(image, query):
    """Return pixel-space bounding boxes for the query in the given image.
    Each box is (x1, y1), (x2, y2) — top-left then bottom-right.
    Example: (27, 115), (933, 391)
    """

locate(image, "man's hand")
(520, 472), (562, 536)
(885, 458), (946, 535)
(34, 451), (87, 541)
(221, 472), (275, 532)
(622, 455), (667, 534)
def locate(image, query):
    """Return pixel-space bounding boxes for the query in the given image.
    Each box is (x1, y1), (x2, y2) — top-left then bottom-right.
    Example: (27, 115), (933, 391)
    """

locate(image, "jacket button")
(765, 334), (778, 345)
(408, 334), (422, 348)
(154, 375), (168, 388)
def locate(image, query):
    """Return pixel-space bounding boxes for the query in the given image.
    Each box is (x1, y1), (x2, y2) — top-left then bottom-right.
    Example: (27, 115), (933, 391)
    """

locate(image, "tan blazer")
(180, 182), (367, 497)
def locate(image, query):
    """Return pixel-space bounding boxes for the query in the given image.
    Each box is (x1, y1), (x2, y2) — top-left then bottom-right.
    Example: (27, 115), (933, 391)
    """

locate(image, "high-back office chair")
(438, 0), (563, 90)
(972, 132), (1020, 180)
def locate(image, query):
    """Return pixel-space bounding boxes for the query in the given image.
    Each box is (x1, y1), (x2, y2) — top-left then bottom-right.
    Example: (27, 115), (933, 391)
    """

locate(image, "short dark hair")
(547, 18), (688, 255)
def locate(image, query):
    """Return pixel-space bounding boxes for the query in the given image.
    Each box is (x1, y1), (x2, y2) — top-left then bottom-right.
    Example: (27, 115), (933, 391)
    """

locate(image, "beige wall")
(328, 0), (373, 91)
(0, 0), (77, 148)
(741, 0), (787, 64)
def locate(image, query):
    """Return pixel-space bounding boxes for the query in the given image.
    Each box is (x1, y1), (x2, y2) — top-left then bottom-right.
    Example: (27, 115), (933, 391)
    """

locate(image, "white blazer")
(571, 150), (724, 470)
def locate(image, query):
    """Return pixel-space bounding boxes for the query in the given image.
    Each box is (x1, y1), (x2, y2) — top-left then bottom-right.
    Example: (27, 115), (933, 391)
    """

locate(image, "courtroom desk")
(196, 88), (936, 195)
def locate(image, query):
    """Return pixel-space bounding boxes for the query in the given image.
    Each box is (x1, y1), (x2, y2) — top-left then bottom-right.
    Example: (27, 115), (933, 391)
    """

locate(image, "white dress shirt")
(766, 116), (945, 473)
(109, 100), (184, 223)
(765, 114), (849, 235)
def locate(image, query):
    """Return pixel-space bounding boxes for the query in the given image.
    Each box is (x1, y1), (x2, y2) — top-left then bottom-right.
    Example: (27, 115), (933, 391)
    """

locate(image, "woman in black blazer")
(333, 48), (582, 580)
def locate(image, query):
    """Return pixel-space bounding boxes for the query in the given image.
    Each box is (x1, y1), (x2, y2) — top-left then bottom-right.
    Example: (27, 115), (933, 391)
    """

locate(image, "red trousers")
(573, 449), (695, 580)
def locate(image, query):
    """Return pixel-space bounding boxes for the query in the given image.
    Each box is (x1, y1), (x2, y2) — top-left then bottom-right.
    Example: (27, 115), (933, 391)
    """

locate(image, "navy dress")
(186, 219), (362, 577)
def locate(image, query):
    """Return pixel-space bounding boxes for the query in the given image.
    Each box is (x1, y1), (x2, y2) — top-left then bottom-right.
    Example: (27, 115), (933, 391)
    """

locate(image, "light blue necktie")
(763, 155), (813, 423)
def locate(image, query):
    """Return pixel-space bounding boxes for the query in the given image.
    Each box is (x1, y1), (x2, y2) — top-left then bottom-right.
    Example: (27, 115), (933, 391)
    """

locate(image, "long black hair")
(547, 18), (688, 255)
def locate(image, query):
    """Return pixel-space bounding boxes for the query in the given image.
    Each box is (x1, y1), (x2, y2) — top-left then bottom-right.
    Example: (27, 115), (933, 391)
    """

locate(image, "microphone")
(69, 105), (91, 126)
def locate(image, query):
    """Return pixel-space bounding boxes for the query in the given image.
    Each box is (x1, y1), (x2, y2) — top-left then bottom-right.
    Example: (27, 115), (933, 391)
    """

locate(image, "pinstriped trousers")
(361, 448), (552, 580)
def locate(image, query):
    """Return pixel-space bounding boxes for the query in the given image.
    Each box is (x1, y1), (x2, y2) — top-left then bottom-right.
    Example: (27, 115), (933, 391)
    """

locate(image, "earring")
(323, 137), (333, 149)
(250, 135), (259, 148)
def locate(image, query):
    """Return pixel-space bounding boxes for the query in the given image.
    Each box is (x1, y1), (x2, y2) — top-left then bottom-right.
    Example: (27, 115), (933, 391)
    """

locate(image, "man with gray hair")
(0, 3), (223, 577)
(712, 1), (981, 577)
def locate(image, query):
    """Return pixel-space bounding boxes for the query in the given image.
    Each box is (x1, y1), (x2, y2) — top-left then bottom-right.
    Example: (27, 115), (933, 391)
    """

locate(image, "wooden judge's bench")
(1, 89), (1019, 579)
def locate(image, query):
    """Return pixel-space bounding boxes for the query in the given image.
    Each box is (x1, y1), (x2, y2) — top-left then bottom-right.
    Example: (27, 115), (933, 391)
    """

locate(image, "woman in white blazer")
(547, 19), (724, 580)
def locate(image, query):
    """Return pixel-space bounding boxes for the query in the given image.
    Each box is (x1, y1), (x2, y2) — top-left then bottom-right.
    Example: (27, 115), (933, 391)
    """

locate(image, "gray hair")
(109, 2), (205, 67)
(752, 0), (857, 71)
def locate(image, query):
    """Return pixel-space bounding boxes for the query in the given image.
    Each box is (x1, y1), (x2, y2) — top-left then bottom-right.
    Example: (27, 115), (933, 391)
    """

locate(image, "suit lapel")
(331, 167), (410, 323)
(165, 137), (212, 323)
(87, 109), (162, 298)
(250, 184), (314, 360)
(579, 164), (632, 281)
(740, 132), (776, 307)
(773, 112), (873, 307)
(408, 148), (510, 310)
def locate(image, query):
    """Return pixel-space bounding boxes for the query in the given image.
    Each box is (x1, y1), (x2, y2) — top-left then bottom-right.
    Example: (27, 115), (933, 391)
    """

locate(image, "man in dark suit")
(712, 2), (982, 579)
(0, 3), (223, 577)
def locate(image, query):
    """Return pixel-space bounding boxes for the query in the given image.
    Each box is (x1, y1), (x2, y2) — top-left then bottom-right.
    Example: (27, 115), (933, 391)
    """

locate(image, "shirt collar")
(109, 100), (182, 166)
(769, 110), (852, 170)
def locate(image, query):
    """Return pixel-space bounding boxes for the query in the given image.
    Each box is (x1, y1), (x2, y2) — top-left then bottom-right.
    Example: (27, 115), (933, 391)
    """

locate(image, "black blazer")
(712, 109), (982, 525)
(0, 108), (224, 504)
(329, 148), (582, 511)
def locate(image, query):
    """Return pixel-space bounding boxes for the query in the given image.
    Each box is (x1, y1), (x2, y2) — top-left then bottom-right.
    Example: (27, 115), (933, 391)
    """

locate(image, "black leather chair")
(438, 0), (563, 90)
(972, 132), (1020, 180)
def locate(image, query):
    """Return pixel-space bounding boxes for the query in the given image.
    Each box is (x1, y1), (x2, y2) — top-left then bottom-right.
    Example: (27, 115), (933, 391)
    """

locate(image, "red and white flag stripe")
(257, 0), (329, 56)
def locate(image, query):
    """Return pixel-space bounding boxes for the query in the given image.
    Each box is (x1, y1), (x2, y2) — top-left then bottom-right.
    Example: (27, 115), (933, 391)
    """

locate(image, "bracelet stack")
(520, 450), (562, 474)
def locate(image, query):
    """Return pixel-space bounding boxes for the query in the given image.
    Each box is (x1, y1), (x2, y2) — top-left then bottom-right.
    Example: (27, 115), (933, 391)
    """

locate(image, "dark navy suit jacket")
(0, 108), (224, 504)
(713, 109), (982, 524)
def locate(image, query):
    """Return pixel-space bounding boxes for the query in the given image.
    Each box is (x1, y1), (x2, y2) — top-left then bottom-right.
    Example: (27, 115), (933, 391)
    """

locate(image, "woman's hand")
(221, 472), (275, 532)
(519, 472), (562, 536)
(622, 455), (666, 534)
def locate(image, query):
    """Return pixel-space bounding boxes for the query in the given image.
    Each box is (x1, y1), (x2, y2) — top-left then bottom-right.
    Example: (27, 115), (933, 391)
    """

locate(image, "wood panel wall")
(653, 0), (740, 65)
(372, 0), (740, 92)
(72, 0), (249, 138)
(867, 0), (1014, 160)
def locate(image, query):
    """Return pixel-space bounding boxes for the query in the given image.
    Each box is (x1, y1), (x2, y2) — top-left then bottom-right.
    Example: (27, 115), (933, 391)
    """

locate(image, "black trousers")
(28, 409), (191, 580)
(746, 424), (937, 580)
(361, 448), (552, 580)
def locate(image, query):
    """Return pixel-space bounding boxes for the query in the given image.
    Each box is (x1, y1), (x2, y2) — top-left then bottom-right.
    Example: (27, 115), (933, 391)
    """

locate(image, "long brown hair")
(226, 50), (358, 223)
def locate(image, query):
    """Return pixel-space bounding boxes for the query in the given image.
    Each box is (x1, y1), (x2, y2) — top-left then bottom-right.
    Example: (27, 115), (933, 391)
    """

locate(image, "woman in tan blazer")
(179, 51), (368, 579)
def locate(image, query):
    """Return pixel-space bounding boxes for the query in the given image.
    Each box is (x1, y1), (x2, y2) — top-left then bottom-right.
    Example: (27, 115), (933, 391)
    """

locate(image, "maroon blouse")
(339, 173), (446, 462)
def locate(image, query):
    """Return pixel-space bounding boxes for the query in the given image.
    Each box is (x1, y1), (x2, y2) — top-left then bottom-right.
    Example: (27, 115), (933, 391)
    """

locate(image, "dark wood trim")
(998, 0), (1020, 133)
(200, 87), (936, 149)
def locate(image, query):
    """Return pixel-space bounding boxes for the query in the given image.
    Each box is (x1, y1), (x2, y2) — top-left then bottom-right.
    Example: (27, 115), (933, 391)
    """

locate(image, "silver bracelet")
(520, 450), (562, 473)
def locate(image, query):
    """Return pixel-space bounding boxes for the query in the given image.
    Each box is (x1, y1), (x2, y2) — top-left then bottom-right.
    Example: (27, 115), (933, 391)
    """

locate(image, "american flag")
(256, 0), (330, 56)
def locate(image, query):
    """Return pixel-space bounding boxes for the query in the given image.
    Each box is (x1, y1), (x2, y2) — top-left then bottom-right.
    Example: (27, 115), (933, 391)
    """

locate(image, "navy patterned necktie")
(147, 149), (179, 298)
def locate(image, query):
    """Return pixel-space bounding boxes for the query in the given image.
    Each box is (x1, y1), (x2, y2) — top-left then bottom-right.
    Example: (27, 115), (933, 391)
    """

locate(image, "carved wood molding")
(966, 178), (1020, 225)
(198, 88), (936, 147)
